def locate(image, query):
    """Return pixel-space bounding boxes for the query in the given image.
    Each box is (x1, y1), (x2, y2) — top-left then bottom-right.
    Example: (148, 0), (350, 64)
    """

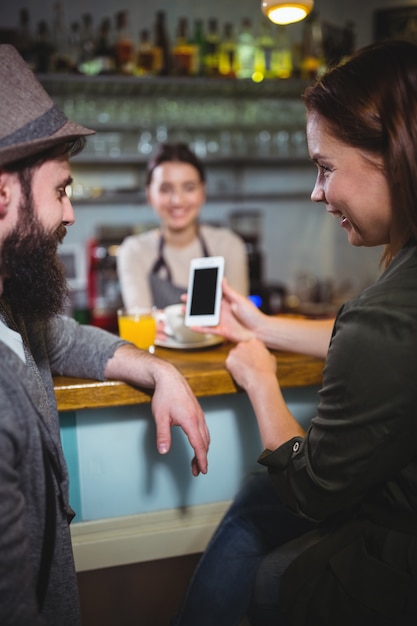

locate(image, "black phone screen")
(189, 267), (218, 315)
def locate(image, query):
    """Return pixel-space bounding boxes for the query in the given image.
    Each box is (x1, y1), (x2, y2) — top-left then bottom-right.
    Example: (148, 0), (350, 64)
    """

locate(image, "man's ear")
(0, 170), (13, 218)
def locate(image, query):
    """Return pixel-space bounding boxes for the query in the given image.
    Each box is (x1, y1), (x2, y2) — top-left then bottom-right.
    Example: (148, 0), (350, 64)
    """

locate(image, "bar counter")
(55, 340), (324, 573)
(54, 340), (324, 411)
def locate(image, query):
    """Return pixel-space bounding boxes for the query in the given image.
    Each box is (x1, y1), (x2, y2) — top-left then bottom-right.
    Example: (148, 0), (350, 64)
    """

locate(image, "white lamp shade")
(261, 1), (314, 25)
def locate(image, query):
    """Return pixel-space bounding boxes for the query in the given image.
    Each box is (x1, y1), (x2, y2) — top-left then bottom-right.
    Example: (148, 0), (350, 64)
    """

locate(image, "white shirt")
(117, 223), (249, 309)
(0, 318), (26, 362)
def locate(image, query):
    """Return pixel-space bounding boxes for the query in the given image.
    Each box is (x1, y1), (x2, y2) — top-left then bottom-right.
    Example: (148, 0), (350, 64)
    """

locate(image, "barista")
(117, 143), (249, 309)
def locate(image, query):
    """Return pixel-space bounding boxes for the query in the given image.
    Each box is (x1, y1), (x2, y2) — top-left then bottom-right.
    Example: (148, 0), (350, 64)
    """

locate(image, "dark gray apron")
(149, 233), (210, 309)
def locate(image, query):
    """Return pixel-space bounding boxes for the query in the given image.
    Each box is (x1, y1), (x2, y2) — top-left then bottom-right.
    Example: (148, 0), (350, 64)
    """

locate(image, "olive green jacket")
(260, 239), (417, 625)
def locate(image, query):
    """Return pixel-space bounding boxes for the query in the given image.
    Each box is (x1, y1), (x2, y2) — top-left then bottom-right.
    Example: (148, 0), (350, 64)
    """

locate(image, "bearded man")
(0, 45), (209, 626)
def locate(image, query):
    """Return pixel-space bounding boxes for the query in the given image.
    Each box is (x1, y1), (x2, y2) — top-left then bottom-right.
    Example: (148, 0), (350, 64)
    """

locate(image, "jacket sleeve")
(44, 315), (126, 380)
(259, 301), (417, 522)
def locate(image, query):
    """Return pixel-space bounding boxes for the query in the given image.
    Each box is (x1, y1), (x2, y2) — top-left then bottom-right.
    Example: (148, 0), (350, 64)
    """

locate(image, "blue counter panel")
(60, 387), (319, 523)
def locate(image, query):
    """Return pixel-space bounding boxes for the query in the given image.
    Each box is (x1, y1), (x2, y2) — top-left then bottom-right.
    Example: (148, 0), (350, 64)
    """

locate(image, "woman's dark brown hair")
(303, 39), (417, 265)
(145, 142), (206, 186)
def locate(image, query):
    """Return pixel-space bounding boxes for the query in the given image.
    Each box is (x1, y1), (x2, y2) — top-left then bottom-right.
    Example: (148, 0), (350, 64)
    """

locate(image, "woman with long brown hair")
(172, 40), (417, 626)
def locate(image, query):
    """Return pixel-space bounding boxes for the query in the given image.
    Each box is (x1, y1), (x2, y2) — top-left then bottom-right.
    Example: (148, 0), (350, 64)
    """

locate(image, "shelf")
(71, 154), (310, 166)
(44, 73), (311, 203)
(70, 122), (307, 133)
(72, 189), (312, 206)
(39, 73), (309, 99)
(41, 74), (308, 155)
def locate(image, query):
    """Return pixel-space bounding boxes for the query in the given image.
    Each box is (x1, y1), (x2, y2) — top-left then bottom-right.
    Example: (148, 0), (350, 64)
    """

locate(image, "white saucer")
(155, 334), (223, 350)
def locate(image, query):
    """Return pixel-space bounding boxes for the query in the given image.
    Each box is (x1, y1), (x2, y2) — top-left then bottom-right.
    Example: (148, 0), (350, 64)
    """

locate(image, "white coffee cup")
(164, 303), (203, 344)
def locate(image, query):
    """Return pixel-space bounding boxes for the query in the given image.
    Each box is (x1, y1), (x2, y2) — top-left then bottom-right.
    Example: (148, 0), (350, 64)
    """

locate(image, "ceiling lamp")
(261, 1), (314, 25)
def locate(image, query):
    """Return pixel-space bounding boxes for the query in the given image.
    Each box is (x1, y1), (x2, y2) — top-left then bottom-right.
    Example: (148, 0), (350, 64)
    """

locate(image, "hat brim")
(0, 119), (95, 167)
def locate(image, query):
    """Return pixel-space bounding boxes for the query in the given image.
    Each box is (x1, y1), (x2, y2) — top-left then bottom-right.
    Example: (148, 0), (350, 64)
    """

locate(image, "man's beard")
(1, 205), (69, 324)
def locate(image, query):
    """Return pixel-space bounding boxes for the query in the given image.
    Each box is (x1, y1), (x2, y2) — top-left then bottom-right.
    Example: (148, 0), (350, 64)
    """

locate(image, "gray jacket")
(0, 309), (124, 625)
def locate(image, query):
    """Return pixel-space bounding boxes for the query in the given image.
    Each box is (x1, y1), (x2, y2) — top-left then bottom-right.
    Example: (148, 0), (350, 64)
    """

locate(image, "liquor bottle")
(153, 10), (172, 76)
(79, 13), (96, 64)
(95, 17), (116, 74)
(51, 1), (69, 72)
(32, 20), (54, 73)
(236, 17), (256, 79)
(300, 11), (326, 79)
(115, 10), (134, 74)
(67, 21), (81, 72)
(172, 17), (194, 76)
(218, 23), (237, 78)
(135, 29), (154, 76)
(274, 25), (293, 79)
(254, 21), (275, 79)
(203, 18), (220, 77)
(16, 8), (34, 67)
(255, 21), (292, 80)
(191, 19), (205, 76)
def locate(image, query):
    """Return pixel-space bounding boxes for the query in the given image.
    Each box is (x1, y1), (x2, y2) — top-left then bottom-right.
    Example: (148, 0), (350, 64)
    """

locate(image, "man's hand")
(104, 344), (210, 476)
(151, 365), (210, 476)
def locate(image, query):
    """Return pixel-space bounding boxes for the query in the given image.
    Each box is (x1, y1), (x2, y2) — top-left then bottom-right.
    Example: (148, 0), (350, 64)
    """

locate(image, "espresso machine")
(229, 209), (263, 291)
(87, 226), (132, 333)
(229, 209), (286, 314)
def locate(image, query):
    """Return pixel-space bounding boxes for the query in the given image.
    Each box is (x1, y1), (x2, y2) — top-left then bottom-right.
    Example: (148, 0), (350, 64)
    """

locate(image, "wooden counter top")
(54, 341), (324, 412)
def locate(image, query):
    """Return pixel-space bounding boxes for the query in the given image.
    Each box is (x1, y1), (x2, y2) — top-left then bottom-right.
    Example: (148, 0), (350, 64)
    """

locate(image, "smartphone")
(185, 256), (225, 327)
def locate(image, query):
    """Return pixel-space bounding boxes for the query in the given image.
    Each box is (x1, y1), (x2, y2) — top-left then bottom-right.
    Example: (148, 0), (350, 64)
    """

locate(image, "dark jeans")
(172, 470), (318, 626)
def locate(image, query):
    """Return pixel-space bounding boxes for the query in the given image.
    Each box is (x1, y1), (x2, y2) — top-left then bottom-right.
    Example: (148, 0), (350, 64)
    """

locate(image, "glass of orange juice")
(117, 307), (157, 353)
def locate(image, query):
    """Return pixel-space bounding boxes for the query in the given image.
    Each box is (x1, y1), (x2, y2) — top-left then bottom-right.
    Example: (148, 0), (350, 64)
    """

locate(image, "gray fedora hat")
(0, 44), (94, 167)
